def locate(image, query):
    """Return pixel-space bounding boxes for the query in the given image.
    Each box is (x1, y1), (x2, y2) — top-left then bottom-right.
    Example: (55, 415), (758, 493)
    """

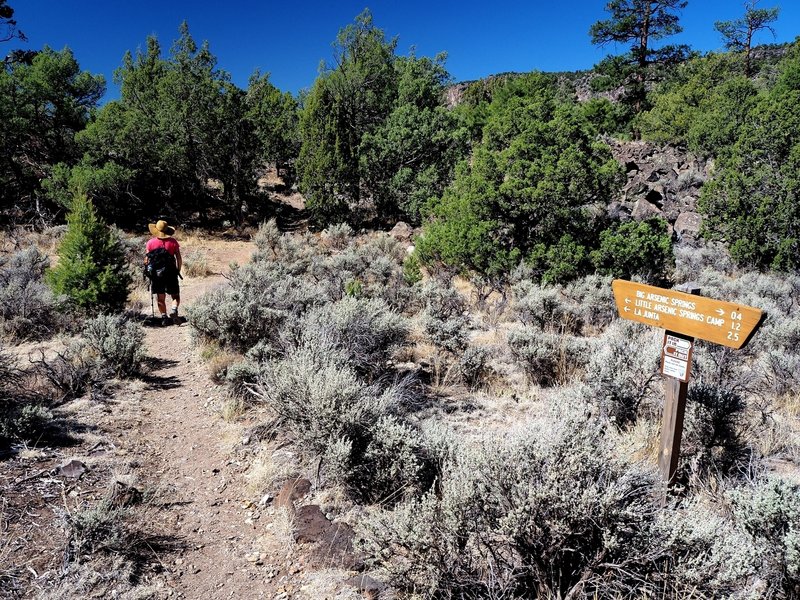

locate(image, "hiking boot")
(170, 308), (180, 326)
(160, 314), (171, 327)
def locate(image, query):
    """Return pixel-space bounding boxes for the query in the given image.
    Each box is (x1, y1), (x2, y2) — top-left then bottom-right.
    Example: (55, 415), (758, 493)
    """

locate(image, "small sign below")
(661, 332), (693, 383)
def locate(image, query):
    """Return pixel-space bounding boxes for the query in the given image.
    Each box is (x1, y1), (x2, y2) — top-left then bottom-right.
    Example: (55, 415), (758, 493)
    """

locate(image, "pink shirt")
(146, 237), (180, 255)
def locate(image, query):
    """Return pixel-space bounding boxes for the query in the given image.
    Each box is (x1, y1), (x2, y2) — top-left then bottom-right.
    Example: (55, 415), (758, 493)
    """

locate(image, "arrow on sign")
(624, 307), (630, 312)
(715, 308), (724, 315)
(625, 298), (631, 304)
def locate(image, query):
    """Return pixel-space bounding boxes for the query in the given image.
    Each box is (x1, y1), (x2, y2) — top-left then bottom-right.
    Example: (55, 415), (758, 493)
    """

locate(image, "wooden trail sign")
(610, 280), (764, 497)
(611, 280), (763, 349)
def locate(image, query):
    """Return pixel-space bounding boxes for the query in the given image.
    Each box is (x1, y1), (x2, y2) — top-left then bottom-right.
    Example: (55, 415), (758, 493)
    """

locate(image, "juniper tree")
(47, 193), (131, 313)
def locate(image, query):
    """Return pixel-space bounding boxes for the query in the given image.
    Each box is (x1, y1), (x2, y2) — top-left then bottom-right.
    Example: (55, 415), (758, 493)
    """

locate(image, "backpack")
(145, 246), (174, 280)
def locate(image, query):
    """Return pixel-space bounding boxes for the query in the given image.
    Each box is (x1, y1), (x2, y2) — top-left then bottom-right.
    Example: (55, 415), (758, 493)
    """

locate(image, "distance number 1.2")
(727, 312), (742, 341)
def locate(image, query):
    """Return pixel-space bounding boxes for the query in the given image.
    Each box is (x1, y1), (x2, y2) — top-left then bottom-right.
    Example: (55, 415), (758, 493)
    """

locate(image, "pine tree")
(46, 193), (131, 312)
(590, 0), (690, 121)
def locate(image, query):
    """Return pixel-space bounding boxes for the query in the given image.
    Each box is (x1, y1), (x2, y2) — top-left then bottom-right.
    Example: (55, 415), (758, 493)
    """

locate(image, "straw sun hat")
(148, 220), (176, 239)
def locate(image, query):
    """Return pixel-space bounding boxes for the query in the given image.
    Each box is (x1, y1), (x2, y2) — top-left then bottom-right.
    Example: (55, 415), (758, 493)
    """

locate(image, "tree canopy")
(417, 73), (637, 284)
(296, 10), (460, 227)
(47, 23), (262, 224)
(0, 0), (24, 43)
(714, 1), (779, 76)
(590, 0), (690, 120)
(0, 47), (104, 223)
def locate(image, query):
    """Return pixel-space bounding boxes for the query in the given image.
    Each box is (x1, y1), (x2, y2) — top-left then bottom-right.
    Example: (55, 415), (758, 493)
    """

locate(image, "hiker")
(145, 220), (182, 326)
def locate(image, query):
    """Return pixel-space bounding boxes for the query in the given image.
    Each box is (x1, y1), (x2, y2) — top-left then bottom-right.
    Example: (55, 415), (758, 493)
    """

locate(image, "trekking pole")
(150, 279), (155, 318)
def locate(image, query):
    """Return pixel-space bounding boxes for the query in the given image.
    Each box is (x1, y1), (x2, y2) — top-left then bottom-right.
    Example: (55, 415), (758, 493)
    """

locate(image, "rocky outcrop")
(607, 139), (711, 242)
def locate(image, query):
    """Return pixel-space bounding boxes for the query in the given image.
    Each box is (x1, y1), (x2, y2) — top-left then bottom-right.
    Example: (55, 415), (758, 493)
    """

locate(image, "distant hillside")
(446, 42), (791, 107)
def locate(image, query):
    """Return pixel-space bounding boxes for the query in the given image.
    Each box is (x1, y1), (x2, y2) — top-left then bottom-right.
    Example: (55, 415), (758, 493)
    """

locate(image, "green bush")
(402, 252), (422, 285)
(699, 45), (800, 271)
(46, 194), (131, 313)
(417, 77), (623, 282)
(590, 218), (674, 284)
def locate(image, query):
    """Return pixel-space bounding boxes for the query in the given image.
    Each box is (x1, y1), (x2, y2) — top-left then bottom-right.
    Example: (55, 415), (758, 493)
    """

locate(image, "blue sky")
(7, 1), (800, 99)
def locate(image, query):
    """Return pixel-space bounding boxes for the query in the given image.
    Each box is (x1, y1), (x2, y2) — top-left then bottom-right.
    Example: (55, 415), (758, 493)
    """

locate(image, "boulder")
(674, 212), (703, 240)
(389, 221), (414, 242)
(607, 201), (631, 220)
(275, 477), (311, 511)
(632, 199), (664, 221)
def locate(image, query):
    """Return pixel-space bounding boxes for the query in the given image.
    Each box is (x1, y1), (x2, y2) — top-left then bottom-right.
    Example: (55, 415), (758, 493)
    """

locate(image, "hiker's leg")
(156, 293), (167, 316)
(169, 293), (181, 325)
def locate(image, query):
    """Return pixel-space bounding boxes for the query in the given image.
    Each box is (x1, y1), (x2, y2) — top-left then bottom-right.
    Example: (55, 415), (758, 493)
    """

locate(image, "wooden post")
(658, 283), (700, 500)
(658, 371), (689, 487)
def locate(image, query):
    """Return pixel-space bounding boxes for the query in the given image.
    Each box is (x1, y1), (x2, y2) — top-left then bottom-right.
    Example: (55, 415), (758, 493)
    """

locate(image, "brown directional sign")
(612, 280), (763, 349)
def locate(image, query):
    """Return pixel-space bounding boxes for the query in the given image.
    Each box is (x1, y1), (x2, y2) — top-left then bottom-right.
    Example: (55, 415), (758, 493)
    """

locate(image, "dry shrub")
(252, 340), (430, 503)
(358, 404), (663, 599)
(181, 249), (213, 277)
(188, 260), (328, 352)
(0, 347), (54, 446)
(585, 319), (661, 427)
(507, 327), (589, 387)
(512, 280), (582, 334)
(0, 247), (71, 341)
(296, 296), (409, 379)
(420, 279), (470, 354)
(81, 314), (145, 377)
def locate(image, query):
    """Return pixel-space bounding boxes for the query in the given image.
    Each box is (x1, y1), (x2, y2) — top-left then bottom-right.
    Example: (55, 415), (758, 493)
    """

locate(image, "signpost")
(611, 280), (763, 349)
(611, 280), (764, 497)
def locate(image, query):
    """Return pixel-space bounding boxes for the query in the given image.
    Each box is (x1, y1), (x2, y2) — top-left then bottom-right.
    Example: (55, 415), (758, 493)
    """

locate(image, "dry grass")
(220, 396), (246, 422)
(246, 446), (298, 494)
(196, 342), (242, 384)
(181, 249), (214, 277)
(613, 418), (661, 465)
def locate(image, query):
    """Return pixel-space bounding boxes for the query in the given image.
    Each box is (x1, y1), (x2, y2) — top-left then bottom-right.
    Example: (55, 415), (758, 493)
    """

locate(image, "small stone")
(58, 459), (86, 479)
(174, 558), (184, 566)
(258, 494), (272, 506)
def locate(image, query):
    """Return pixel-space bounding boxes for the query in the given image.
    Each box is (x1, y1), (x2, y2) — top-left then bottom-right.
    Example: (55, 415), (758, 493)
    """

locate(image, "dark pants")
(150, 272), (179, 296)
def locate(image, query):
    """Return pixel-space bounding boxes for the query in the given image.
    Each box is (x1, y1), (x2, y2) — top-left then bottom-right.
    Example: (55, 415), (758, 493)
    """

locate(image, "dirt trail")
(121, 242), (280, 599)
(2, 236), (361, 599)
